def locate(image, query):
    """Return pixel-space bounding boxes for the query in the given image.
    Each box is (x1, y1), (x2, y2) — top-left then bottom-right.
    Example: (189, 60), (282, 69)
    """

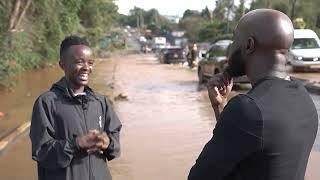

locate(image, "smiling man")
(30, 36), (122, 180)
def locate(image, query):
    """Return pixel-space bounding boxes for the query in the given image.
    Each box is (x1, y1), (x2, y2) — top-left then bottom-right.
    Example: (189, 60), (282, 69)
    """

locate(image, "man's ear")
(245, 37), (255, 55)
(59, 60), (65, 70)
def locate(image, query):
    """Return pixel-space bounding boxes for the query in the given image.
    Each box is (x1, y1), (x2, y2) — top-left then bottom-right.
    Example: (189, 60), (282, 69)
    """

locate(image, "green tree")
(179, 15), (206, 41)
(201, 6), (212, 20)
(213, 0), (227, 20)
(118, 7), (177, 36)
(79, 0), (118, 47)
(182, 9), (201, 19)
(234, 0), (246, 22)
(0, 0), (119, 88)
(272, 1), (289, 14)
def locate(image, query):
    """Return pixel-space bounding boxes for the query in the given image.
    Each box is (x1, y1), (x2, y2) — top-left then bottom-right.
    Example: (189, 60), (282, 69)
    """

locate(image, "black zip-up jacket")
(188, 77), (318, 180)
(30, 77), (122, 180)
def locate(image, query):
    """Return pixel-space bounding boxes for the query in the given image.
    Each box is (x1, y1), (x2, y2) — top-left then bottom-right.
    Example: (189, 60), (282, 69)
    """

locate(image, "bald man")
(188, 9), (318, 180)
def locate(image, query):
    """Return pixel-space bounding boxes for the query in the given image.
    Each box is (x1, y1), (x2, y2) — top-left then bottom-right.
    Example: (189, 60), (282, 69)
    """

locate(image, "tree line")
(119, 0), (320, 43)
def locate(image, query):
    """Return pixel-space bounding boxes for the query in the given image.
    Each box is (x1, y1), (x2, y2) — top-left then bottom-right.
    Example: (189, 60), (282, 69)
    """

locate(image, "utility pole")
(290, 0), (298, 20)
(226, 0), (234, 33)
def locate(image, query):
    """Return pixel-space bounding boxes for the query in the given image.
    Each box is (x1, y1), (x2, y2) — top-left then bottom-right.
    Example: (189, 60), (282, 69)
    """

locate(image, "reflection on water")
(0, 65), (62, 139)
(108, 54), (215, 180)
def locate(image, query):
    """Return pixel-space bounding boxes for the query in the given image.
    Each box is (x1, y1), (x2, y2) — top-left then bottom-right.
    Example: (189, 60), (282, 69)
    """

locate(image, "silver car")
(289, 29), (320, 71)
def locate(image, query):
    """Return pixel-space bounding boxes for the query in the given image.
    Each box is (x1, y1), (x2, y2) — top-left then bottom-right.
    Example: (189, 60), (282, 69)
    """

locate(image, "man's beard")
(226, 48), (246, 77)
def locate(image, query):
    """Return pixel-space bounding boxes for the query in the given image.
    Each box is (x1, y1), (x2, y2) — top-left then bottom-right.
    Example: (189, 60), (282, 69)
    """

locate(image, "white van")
(288, 29), (320, 71)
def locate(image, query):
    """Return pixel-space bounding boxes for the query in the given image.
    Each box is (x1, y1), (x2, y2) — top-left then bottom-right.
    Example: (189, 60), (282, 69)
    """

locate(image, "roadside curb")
(0, 121), (30, 154)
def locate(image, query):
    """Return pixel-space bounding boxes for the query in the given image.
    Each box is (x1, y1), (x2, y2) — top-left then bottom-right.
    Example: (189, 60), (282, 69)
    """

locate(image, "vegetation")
(117, 7), (177, 36)
(0, 0), (119, 88)
(116, 0), (320, 53)
(142, 0), (320, 43)
(243, 0), (320, 34)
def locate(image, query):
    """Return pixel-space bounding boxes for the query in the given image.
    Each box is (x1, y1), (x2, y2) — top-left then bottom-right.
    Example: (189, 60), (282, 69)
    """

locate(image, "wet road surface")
(0, 53), (320, 179)
(108, 54), (215, 180)
(0, 67), (62, 140)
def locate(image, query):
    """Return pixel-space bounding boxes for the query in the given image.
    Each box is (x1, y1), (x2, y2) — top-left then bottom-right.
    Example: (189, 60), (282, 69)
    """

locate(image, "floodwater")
(0, 66), (62, 140)
(108, 54), (215, 180)
(0, 53), (319, 180)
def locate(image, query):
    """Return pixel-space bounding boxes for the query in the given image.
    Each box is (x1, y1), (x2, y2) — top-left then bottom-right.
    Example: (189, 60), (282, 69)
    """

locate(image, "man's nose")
(82, 61), (91, 70)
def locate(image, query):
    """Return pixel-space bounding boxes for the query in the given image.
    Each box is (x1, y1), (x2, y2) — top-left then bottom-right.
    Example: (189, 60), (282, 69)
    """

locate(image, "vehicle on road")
(152, 37), (167, 51)
(198, 40), (231, 83)
(159, 46), (186, 64)
(289, 29), (320, 72)
(197, 40), (248, 84)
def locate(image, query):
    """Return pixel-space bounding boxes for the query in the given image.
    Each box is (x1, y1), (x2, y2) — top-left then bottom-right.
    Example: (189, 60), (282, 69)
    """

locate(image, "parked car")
(289, 29), (320, 71)
(159, 46), (186, 64)
(197, 40), (248, 84)
(158, 47), (169, 62)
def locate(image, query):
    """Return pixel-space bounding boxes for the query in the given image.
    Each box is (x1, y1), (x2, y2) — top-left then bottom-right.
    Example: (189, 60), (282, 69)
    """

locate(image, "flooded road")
(0, 67), (62, 140)
(109, 54), (215, 180)
(0, 53), (320, 179)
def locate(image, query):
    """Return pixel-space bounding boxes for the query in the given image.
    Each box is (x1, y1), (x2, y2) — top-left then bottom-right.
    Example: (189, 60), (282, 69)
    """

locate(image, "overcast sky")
(115, 0), (218, 17)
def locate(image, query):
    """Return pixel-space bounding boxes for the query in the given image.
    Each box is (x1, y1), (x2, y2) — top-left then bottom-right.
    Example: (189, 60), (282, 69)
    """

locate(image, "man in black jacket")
(30, 36), (122, 180)
(188, 9), (318, 180)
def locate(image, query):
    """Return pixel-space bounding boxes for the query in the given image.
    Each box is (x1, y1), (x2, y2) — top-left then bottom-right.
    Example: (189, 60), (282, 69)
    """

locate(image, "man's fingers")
(89, 129), (99, 134)
(88, 129), (100, 139)
(101, 143), (109, 150)
(207, 78), (219, 87)
(95, 141), (104, 148)
(87, 147), (98, 154)
(213, 87), (221, 97)
(100, 134), (110, 149)
(207, 73), (231, 90)
(87, 147), (104, 155)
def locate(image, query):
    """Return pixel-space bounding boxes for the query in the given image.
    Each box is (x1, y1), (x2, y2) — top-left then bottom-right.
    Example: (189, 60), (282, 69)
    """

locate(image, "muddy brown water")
(108, 54), (216, 180)
(0, 54), (319, 180)
(0, 66), (63, 140)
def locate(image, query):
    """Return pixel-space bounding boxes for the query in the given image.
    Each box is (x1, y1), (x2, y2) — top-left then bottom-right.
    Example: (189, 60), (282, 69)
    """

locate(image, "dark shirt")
(188, 77), (318, 180)
(191, 49), (197, 59)
(30, 77), (122, 180)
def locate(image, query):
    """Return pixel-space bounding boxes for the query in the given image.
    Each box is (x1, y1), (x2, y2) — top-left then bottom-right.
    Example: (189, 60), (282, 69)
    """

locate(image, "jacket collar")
(50, 77), (98, 101)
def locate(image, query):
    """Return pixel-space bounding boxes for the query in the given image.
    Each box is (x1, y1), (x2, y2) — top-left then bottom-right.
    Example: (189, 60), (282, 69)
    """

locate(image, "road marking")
(0, 141), (8, 150)
(0, 121), (31, 153)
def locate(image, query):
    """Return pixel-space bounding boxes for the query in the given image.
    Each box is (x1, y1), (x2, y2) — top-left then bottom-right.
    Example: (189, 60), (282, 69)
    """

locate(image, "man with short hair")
(188, 9), (318, 180)
(30, 36), (122, 180)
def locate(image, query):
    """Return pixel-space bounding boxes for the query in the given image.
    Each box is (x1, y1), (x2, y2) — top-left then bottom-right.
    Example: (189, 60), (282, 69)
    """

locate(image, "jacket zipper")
(81, 101), (92, 180)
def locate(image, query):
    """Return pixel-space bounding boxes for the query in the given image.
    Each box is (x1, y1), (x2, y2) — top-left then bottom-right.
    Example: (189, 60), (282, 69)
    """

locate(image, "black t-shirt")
(188, 77), (318, 180)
